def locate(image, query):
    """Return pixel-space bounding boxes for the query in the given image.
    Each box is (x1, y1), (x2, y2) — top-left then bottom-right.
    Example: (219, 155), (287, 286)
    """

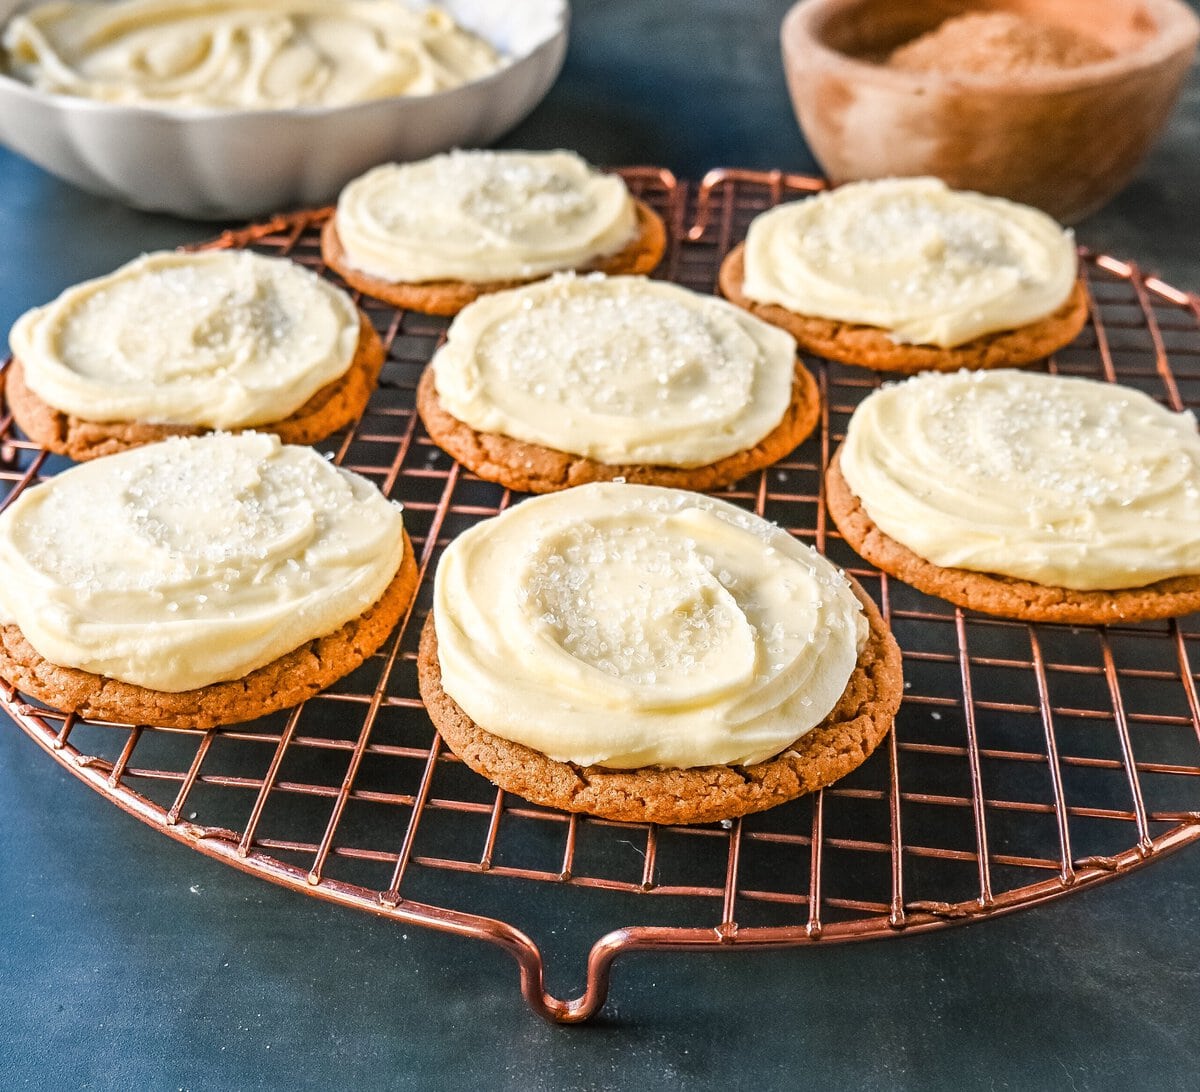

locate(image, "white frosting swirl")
(334, 150), (637, 283)
(742, 177), (1078, 348)
(433, 483), (867, 769)
(0, 433), (405, 691)
(431, 274), (798, 466)
(840, 370), (1200, 591)
(2, 0), (505, 109)
(9, 250), (362, 428)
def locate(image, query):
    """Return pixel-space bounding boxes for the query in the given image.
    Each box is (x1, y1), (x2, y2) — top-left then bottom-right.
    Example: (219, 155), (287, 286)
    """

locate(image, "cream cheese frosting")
(0, 432), (405, 691)
(431, 273), (798, 466)
(9, 249), (362, 428)
(433, 483), (867, 769)
(741, 177), (1078, 348)
(334, 150), (638, 284)
(840, 370), (1200, 591)
(2, 0), (505, 109)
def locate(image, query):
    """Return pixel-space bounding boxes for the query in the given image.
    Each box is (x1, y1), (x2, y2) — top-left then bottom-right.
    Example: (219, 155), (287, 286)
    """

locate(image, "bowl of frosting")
(0, 0), (568, 218)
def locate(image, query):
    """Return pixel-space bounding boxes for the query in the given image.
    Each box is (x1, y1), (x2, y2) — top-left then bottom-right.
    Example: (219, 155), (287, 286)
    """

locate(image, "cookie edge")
(417, 578), (903, 826)
(0, 530), (420, 729)
(415, 358), (820, 493)
(719, 243), (1089, 374)
(321, 198), (667, 316)
(825, 448), (1200, 623)
(5, 313), (385, 461)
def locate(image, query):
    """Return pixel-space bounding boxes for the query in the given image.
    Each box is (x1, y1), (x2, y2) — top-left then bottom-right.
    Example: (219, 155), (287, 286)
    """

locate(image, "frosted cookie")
(321, 150), (666, 315)
(0, 433), (418, 728)
(719, 177), (1088, 373)
(418, 483), (903, 825)
(6, 250), (383, 460)
(417, 274), (820, 492)
(827, 370), (1200, 623)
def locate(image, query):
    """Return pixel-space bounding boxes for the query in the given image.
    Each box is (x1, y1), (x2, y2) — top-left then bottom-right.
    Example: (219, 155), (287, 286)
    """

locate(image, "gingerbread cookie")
(720, 244), (1088, 373)
(7, 249), (381, 459)
(827, 370), (1200, 623)
(323, 199), (666, 316)
(321, 150), (666, 316)
(0, 433), (418, 727)
(417, 363), (817, 493)
(7, 315), (383, 460)
(416, 274), (818, 492)
(827, 453), (1200, 624)
(1, 537), (418, 729)
(720, 176), (1087, 373)
(419, 583), (901, 826)
(420, 483), (903, 825)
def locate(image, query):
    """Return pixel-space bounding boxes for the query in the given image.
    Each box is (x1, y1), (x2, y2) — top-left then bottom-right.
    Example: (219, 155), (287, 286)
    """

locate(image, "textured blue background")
(1, 2), (1198, 1088)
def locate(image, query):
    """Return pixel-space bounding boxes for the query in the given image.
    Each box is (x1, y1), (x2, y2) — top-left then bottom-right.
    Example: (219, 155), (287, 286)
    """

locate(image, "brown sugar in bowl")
(780, 0), (1199, 222)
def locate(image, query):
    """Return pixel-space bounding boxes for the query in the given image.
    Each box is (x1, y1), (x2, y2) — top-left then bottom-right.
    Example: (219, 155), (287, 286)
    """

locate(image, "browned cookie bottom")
(417, 580), (903, 826)
(0, 531), (420, 729)
(719, 243), (1089, 373)
(5, 314), (385, 461)
(415, 359), (820, 493)
(321, 198), (668, 316)
(825, 449), (1200, 623)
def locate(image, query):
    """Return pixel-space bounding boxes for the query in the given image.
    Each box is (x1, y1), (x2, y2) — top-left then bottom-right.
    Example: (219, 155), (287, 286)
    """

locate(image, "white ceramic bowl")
(0, 0), (569, 219)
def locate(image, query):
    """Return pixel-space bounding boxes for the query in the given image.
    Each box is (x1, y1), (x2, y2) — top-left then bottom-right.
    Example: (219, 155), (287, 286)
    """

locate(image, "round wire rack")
(2, 168), (1200, 1023)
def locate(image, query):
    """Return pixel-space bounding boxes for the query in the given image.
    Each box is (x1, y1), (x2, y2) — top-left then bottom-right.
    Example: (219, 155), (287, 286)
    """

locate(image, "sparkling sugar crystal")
(524, 523), (742, 685)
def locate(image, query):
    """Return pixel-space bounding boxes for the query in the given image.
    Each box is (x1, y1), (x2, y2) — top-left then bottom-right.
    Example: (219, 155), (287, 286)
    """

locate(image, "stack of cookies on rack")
(713, 175), (1198, 626)
(0, 244), (418, 727)
(0, 149), (659, 731)
(4, 150), (1197, 829)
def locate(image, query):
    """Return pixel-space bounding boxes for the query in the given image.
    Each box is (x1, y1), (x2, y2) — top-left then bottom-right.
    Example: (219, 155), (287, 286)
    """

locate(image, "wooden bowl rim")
(781, 0), (1200, 94)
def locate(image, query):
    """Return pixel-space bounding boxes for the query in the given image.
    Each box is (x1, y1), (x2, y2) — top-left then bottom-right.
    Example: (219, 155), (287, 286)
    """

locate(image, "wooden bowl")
(781, 0), (1199, 222)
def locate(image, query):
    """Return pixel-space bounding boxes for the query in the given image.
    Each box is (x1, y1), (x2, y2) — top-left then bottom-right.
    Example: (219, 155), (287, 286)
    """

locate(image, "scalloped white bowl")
(0, 0), (569, 218)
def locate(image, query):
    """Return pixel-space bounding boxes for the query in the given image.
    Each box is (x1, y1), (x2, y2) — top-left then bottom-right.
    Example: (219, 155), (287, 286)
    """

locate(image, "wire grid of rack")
(2, 168), (1200, 1023)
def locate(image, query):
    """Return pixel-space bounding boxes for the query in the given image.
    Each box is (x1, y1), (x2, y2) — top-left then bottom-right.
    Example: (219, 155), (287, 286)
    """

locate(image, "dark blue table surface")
(2, 3), (1199, 1089)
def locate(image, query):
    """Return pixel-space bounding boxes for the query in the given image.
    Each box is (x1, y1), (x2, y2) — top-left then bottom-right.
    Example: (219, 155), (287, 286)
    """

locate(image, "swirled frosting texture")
(335, 150), (637, 283)
(840, 370), (1200, 590)
(742, 177), (1077, 348)
(434, 483), (867, 769)
(2, 0), (505, 109)
(432, 274), (798, 466)
(10, 250), (362, 428)
(0, 433), (405, 691)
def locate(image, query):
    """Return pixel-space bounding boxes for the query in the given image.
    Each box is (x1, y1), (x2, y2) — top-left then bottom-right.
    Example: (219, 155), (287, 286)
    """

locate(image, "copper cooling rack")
(3, 168), (1200, 1023)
